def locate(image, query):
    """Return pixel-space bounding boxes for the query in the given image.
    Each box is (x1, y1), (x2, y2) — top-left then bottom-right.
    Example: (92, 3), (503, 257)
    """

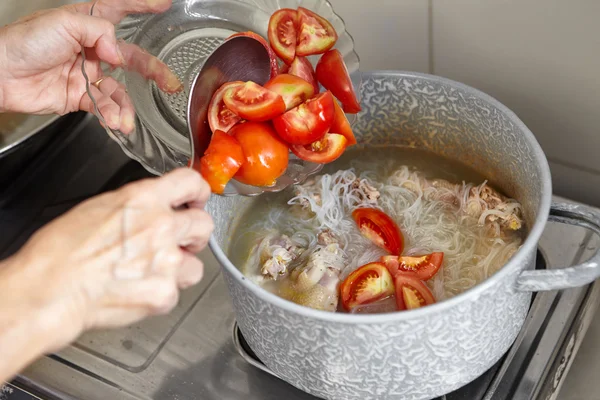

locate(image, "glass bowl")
(82, 0), (361, 196)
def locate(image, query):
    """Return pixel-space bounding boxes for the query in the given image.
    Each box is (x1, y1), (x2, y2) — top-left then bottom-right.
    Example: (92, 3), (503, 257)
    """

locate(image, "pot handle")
(516, 202), (600, 292)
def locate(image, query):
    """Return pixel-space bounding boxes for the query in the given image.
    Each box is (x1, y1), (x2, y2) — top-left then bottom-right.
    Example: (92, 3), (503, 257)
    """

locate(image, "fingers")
(79, 77), (135, 134)
(60, 10), (123, 67)
(172, 207), (214, 253)
(156, 168), (212, 209)
(119, 41), (183, 93)
(103, 277), (180, 314)
(176, 252), (205, 289)
(64, 0), (173, 25)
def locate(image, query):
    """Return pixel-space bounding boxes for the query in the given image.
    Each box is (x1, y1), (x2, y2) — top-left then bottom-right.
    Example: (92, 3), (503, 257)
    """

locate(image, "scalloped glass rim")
(83, 0), (362, 196)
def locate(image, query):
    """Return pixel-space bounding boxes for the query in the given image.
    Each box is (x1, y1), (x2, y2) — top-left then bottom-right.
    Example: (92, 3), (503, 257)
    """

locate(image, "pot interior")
(207, 71), (550, 280)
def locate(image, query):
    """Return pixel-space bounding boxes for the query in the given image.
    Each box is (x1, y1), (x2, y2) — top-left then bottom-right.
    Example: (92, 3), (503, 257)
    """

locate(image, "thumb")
(61, 10), (123, 66)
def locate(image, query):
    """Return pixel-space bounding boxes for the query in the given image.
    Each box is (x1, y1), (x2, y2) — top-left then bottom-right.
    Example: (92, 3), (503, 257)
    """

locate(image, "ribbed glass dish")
(82, 0), (361, 196)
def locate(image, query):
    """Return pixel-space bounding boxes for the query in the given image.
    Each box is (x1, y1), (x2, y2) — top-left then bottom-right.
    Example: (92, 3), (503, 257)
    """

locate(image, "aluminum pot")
(207, 71), (600, 400)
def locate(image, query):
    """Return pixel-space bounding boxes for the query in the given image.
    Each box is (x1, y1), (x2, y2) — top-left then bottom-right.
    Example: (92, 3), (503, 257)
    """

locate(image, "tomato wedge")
(281, 56), (320, 94)
(231, 121), (289, 187)
(352, 208), (404, 255)
(199, 130), (244, 194)
(272, 91), (334, 145)
(207, 81), (243, 133)
(296, 7), (338, 57)
(340, 262), (395, 311)
(315, 49), (361, 114)
(395, 274), (436, 311)
(228, 31), (279, 78)
(264, 74), (315, 111)
(381, 253), (444, 281)
(223, 81), (286, 122)
(330, 100), (356, 146)
(290, 133), (346, 164)
(267, 9), (297, 65)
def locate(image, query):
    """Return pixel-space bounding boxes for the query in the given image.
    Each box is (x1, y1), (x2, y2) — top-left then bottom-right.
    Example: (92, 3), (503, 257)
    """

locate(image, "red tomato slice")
(223, 81), (286, 122)
(281, 56), (320, 94)
(231, 121), (289, 186)
(199, 130), (244, 194)
(330, 100), (356, 146)
(264, 74), (315, 111)
(395, 274), (436, 311)
(340, 262), (395, 311)
(272, 91), (334, 145)
(207, 81), (244, 133)
(267, 9), (297, 65)
(352, 208), (404, 255)
(228, 31), (279, 79)
(290, 133), (346, 164)
(315, 49), (361, 114)
(296, 7), (338, 57)
(381, 253), (444, 281)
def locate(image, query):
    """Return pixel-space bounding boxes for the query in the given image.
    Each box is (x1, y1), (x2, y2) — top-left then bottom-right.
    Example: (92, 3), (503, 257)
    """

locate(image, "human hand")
(0, 168), (213, 354)
(0, 0), (182, 133)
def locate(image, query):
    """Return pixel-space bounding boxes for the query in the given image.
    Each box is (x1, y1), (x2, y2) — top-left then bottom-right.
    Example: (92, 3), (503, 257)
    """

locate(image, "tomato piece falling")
(381, 253), (444, 281)
(223, 81), (286, 122)
(268, 9), (298, 65)
(290, 133), (347, 164)
(329, 100), (357, 146)
(198, 130), (244, 194)
(272, 91), (335, 145)
(281, 56), (320, 94)
(228, 31), (279, 78)
(352, 208), (404, 255)
(315, 49), (361, 114)
(340, 262), (395, 311)
(264, 74), (315, 111)
(207, 81), (244, 133)
(231, 121), (289, 187)
(296, 7), (338, 57)
(394, 274), (436, 311)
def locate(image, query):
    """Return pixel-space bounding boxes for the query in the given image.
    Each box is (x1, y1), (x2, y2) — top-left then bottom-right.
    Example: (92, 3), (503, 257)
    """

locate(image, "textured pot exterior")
(208, 71), (552, 400)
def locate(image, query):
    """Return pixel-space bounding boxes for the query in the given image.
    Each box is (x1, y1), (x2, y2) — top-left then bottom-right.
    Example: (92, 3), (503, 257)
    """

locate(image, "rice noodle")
(240, 162), (524, 302)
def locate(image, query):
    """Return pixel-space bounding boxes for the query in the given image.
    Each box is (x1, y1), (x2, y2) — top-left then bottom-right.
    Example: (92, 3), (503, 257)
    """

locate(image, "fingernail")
(166, 74), (183, 93)
(116, 45), (126, 66)
(122, 113), (135, 133)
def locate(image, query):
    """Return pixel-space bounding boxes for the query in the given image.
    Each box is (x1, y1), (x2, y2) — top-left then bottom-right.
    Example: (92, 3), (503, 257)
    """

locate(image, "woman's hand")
(0, 0), (182, 133)
(0, 168), (213, 381)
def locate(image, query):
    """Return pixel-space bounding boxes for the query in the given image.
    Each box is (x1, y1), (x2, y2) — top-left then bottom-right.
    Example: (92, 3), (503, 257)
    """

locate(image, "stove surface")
(1, 115), (598, 400)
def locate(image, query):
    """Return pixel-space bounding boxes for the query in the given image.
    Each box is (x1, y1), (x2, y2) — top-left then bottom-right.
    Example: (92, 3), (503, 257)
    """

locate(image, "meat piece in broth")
(279, 232), (347, 312)
(245, 233), (304, 280)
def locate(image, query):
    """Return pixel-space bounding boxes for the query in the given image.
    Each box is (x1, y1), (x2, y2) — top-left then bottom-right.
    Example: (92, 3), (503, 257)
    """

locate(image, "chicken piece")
(245, 234), (304, 280)
(279, 232), (347, 312)
(424, 179), (460, 206)
(466, 184), (523, 233)
(351, 179), (380, 203)
(317, 229), (337, 245)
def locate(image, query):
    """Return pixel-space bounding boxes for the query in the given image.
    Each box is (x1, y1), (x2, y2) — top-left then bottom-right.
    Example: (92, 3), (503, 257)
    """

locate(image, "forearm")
(0, 254), (72, 383)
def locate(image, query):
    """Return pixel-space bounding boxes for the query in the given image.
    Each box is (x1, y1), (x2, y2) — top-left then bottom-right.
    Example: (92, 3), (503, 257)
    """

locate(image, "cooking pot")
(207, 71), (600, 400)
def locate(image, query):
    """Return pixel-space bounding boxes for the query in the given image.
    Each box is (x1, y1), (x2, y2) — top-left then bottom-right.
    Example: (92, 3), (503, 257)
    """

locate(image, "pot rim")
(209, 70), (552, 324)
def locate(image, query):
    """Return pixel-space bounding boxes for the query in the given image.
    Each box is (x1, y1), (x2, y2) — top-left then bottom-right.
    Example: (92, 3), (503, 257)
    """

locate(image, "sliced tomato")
(290, 133), (346, 164)
(207, 81), (244, 133)
(340, 262), (395, 311)
(231, 121), (289, 186)
(223, 81), (286, 122)
(352, 208), (404, 255)
(281, 56), (320, 94)
(296, 7), (338, 57)
(267, 9), (297, 65)
(395, 274), (436, 311)
(315, 49), (361, 114)
(264, 74), (315, 111)
(199, 130), (244, 194)
(272, 91), (334, 145)
(381, 253), (444, 281)
(330, 100), (356, 146)
(228, 31), (279, 78)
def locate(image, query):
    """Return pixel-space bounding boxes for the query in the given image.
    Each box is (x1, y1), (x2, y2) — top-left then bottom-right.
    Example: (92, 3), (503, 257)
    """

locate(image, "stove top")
(1, 114), (598, 400)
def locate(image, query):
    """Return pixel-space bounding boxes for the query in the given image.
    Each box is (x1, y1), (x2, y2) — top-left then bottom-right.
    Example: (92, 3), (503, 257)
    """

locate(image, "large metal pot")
(207, 71), (600, 400)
